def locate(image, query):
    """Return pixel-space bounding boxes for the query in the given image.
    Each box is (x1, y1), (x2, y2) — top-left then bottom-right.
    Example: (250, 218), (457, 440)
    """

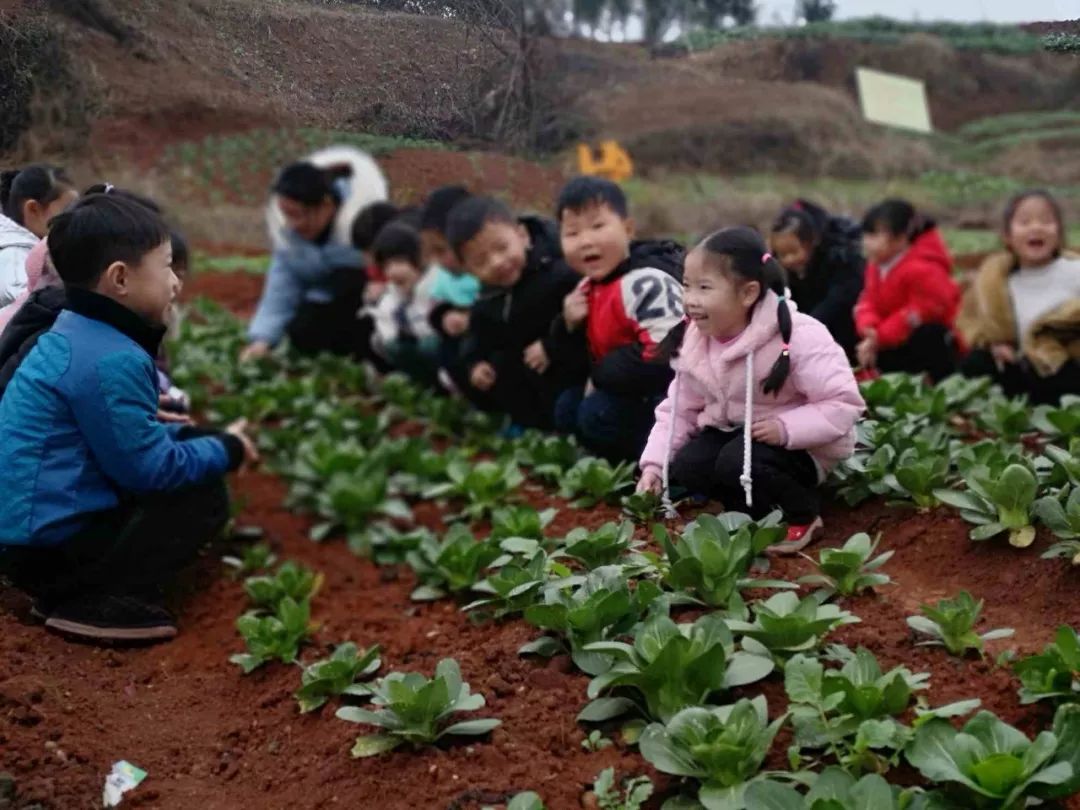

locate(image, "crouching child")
(550, 177), (685, 462)
(0, 194), (258, 643)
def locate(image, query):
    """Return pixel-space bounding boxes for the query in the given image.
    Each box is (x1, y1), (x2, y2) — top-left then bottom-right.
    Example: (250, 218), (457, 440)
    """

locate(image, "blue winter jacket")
(0, 289), (240, 547)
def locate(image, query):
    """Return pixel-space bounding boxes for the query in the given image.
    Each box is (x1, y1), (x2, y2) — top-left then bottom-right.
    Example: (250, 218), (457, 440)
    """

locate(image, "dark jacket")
(551, 239), (684, 398)
(0, 286), (65, 402)
(461, 216), (582, 428)
(789, 212), (864, 358)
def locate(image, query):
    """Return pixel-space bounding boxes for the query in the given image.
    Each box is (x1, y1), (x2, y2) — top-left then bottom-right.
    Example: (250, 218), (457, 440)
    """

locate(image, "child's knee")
(575, 392), (617, 439)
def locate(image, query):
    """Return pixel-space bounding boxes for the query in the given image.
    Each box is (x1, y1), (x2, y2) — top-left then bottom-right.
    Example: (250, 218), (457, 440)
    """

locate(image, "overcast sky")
(763, 0), (1075, 23)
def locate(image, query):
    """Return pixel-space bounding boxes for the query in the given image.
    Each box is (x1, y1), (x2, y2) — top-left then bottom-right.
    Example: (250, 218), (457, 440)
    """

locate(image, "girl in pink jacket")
(638, 226), (864, 553)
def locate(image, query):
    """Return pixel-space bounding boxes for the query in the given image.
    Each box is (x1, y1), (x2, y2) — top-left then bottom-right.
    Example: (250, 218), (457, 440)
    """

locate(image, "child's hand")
(364, 282), (387, 304)
(751, 419), (786, 447)
(563, 285), (589, 329)
(442, 310), (470, 337)
(855, 330), (878, 371)
(991, 342), (1017, 370)
(523, 340), (550, 373)
(226, 418), (261, 468)
(240, 341), (270, 363)
(157, 396), (193, 425)
(637, 469), (662, 494)
(470, 362), (497, 391)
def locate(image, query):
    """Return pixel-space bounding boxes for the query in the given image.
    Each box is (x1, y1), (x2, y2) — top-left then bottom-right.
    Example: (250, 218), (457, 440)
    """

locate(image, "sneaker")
(44, 594), (178, 642)
(767, 517), (825, 556)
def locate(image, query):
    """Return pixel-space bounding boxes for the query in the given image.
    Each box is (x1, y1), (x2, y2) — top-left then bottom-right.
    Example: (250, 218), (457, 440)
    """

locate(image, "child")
(0, 165), (78, 306)
(957, 189), (1079, 404)
(367, 221), (441, 387)
(446, 195), (580, 429)
(550, 176), (684, 462)
(242, 146), (387, 361)
(638, 226), (863, 553)
(420, 186), (482, 394)
(157, 230), (192, 416)
(853, 200), (960, 382)
(770, 199), (864, 360)
(0, 193), (257, 643)
(352, 200), (400, 305)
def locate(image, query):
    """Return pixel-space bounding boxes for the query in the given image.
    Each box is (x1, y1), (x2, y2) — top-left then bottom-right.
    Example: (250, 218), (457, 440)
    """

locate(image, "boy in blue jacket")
(0, 193), (257, 643)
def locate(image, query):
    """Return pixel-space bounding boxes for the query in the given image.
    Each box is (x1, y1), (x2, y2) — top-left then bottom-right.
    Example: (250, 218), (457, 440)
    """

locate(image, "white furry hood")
(265, 145), (389, 250)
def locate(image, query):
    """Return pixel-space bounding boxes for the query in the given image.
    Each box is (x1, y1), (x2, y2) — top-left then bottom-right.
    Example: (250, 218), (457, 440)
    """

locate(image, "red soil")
(3, 275), (1079, 809)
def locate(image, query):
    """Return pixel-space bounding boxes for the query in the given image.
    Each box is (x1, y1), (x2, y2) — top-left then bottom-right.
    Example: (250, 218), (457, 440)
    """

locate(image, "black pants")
(554, 386), (661, 464)
(961, 349), (1079, 405)
(670, 427), (820, 523)
(286, 267), (368, 358)
(461, 359), (565, 430)
(877, 324), (957, 383)
(0, 479), (230, 605)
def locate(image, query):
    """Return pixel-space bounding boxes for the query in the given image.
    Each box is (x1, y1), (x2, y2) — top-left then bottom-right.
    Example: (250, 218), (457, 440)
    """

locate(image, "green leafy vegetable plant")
(582, 730), (613, 752)
(935, 463), (1040, 547)
(906, 591), (1014, 657)
(1014, 625), (1080, 705)
(231, 597), (312, 673)
(560, 521), (639, 570)
(559, 457), (635, 507)
(725, 592), (859, 665)
(512, 432), (581, 484)
(655, 513), (791, 607)
(243, 561), (322, 611)
(578, 613), (774, 724)
(798, 533), (893, 597)
(621, 491), (664, 525)
(785, 648), (928, 774)
(591, 768), (653, 810)
(521, 567), (662, 675)
(905, 705), (1080, 808)
(424, 459), (524, 521)
(463, 551), (564, 620)
(406, 524), (502, 601)
(489, 505), (558, 543)
(1037, 486), (1080, 564)
(310, 464), (412, 543)
(223, 543), (277, 576)
(887, 448), (951, 508)
(978, 395), (1033, 441)
(504, 793), (545, 810)
(336, 658), (500, 756)
(1033, 396), (1080, 439)
(294, 643), (381, 713)
(639, 696), (787, 809)
(743, 767), (911, 809)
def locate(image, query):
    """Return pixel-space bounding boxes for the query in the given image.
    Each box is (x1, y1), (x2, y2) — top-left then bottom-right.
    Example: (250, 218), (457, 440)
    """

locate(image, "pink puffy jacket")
(640, 292), (864, 483)
(0, 240), (56, 334)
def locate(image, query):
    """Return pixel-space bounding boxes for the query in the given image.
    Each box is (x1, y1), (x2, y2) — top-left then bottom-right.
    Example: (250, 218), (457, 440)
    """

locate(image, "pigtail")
(761, 255), (792, 395)
(654, 319), (689, 364)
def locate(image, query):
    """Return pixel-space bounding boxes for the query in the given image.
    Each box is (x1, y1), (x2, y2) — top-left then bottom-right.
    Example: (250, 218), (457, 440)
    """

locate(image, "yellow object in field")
(576, 141), (634, 182)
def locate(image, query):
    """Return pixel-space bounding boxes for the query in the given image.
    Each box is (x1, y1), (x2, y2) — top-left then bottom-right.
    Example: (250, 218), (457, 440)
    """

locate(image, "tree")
(796, 0), (836, 23)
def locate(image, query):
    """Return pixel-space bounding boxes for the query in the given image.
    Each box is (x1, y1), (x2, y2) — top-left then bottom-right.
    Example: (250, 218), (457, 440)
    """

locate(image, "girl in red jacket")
(854, 200), (960, 382)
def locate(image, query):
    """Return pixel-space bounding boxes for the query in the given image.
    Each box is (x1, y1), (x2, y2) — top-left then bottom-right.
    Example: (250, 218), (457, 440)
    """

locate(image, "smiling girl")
(958, 189), (1080, 403)
(638, 226), (863, 554)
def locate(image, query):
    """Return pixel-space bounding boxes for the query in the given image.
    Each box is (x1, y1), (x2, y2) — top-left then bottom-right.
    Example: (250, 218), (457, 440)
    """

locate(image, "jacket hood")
(266, 145), (389, 250)
(906, 227), (951, 275)
(0, 214), (37, 251)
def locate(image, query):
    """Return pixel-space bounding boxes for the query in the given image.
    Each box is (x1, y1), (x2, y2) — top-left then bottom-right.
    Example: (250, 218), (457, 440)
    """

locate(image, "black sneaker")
(44, 594), (178, 642)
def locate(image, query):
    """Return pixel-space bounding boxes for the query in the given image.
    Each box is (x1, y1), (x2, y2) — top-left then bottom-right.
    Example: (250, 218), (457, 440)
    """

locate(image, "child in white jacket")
(368, 221), (440, 387)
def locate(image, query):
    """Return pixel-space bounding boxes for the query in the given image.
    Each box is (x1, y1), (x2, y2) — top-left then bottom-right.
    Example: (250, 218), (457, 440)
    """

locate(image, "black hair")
(396, 205), (423, 231)
(170, 230), (190, 275)
(47, 193), (171, 289)
(445, 196), (516, 255)
(372, 221), (422, 269)
(861, 198), (935, 240)
(420, 185), (471, 234)
(556, 175), (628, 220)
(82, 183), (162, 213)
(0, 164), (76, 225)
(351, 201), (399, 251)
(1002, 188), (1066, 258)
(771, 199), (828, 246)
(272, 161), (347, 206)
(658, 226), (792, 396)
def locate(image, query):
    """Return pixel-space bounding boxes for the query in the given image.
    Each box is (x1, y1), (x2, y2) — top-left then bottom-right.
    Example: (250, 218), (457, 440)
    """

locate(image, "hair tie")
(104, 183), (115, 194)
(777, 293), (786, 302)
(761, 252), (772, 264)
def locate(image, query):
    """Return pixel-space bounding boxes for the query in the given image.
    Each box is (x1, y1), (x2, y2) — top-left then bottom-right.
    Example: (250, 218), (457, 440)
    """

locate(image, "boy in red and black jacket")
(446, 196), (582, 430)
(549, 177), (684, 462)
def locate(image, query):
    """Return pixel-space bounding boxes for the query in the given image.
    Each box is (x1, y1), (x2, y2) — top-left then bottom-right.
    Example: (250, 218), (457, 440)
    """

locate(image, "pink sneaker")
(768, 517), (824, 555)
